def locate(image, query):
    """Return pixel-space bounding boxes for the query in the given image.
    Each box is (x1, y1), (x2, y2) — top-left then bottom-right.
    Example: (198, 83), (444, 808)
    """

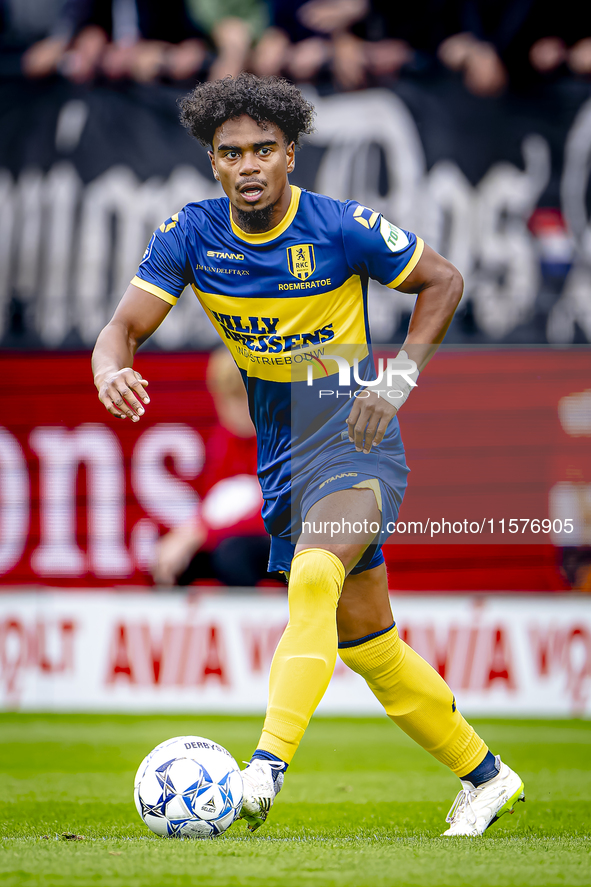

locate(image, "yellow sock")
(258, 548), (345, 764)
(339, 625), (487, 775)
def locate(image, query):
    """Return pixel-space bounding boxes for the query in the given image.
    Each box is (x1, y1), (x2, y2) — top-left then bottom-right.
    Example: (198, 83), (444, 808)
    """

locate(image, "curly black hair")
(179, 73), (316, 148)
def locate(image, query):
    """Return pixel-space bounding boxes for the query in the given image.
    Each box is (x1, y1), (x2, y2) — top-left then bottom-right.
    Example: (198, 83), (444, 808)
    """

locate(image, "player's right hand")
(96, 367), (150, 422)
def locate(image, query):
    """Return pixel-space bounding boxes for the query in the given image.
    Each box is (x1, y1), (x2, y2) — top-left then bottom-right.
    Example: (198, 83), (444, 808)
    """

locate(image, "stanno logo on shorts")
(319, 471), (358, 489)
(287, 244), (315, 280)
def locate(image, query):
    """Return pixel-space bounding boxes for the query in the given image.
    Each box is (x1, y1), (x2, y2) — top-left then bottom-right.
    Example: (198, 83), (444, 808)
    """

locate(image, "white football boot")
(442, 756), (525, 836)
(239, 759), (285, 832)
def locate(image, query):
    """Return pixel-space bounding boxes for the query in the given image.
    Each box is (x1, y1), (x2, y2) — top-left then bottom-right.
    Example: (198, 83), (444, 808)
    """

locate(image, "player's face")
(209, 115), (295, 230)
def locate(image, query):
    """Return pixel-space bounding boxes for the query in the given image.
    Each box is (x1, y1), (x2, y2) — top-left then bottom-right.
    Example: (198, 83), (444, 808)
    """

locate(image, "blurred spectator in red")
(152, 348), (272, 588)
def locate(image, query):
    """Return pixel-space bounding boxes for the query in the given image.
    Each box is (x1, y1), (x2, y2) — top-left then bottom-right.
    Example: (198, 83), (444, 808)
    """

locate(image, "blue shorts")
(264, 435), (409, 575)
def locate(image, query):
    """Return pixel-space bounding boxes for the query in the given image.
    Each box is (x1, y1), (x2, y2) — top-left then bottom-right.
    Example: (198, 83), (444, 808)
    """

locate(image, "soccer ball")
(134, 735), (243, 838)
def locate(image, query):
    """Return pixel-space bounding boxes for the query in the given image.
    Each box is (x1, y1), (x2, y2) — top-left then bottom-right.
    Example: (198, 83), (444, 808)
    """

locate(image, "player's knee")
(288, 548), (345, 616)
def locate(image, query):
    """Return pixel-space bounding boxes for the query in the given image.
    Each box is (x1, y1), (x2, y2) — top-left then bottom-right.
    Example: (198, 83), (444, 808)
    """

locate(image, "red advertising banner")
(1, 353), (215, 587)
(1, 349), (589, 590)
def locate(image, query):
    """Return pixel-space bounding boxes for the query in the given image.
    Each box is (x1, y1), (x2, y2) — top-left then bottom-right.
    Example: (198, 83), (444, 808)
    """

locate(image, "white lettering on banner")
(551, 98), (591, 342)
(470, 135), (549, 338)
(30, 424), (131, 576)
(0, 422), (207, 579)
(0, 429), (29, 573)
(131, 424), (205, 529)
(0, 616), (76, 698)
(308, 93), (551, 344)
(76, 166), (163, 344)
(0, 161), (220, 347)
(38, 163), (80, 346)
(0, 162), (82, 345)
(105, 622), (228, 687)
(15, 168), (43, 304)
(423, 161), (474, 295)
(0, 171), (14, 338)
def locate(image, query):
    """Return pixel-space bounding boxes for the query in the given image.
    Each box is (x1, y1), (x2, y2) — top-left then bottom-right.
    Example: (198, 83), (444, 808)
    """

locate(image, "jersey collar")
(229, 185), (301, 245)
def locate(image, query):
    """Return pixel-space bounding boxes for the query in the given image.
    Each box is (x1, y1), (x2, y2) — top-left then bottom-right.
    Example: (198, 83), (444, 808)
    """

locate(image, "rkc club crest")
(287, 244), (316, 280)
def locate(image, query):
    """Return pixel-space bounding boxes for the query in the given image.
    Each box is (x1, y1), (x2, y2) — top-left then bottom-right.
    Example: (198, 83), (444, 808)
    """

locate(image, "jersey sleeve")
(131, 211), (190, 306)
(341, 202), (424, 289)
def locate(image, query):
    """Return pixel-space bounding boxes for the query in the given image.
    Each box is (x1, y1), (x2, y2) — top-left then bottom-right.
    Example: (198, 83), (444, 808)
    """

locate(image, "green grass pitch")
(1, 714), (590, 887)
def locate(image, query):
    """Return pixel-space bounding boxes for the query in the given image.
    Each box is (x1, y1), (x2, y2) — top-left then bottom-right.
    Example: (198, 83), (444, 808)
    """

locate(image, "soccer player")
(92, 73), (525, 837)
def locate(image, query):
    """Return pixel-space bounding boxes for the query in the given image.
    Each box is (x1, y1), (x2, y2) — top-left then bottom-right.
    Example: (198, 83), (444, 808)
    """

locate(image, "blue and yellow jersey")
(132, 186), (423, 499)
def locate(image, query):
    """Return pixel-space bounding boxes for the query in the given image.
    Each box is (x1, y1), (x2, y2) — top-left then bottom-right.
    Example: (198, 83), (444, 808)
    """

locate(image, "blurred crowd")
(0, 0), (588, 95)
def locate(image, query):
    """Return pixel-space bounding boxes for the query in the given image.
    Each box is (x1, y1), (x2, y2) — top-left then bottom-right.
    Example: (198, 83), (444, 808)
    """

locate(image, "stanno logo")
(287, 244), (315, 280)
(207, 250), (245, 260)
(319, 472), (358, 489)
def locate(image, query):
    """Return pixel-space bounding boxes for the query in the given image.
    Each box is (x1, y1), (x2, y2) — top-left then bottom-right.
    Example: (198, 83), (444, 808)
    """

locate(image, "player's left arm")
(347, 243), (463, 453)
(394, 241), (464, 370)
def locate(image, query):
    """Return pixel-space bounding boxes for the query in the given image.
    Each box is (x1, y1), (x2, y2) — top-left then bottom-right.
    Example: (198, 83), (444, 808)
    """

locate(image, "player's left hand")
(347, 391), (397, 454)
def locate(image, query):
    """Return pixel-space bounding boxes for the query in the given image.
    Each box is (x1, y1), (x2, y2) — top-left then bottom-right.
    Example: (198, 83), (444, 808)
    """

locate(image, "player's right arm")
(92, 283), (171, 421)
(93, 209), (189, 420)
